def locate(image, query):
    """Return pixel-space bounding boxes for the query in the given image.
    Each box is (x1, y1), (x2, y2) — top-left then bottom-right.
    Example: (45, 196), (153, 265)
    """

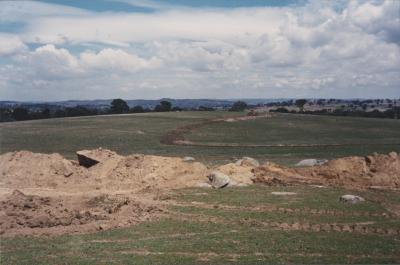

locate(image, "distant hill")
(0, 98), (286, 110)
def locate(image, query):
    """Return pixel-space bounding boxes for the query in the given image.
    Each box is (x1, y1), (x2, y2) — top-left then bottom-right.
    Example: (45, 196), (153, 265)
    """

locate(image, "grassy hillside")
(1, 112), (399, 165)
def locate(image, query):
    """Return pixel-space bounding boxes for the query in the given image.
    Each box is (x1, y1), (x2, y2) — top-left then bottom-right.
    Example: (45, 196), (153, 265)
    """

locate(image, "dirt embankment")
(1, 149), (399, 236)
(253, 152), (400, 189)
(0, 149), (212, 236)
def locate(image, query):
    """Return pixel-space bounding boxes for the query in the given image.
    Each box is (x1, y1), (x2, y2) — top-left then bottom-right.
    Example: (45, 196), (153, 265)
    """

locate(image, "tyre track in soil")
(118, 249), (400, 261)
(160, 115), (400, 148)
(172, 202), (397, 219)
(167, 212), (400, 236)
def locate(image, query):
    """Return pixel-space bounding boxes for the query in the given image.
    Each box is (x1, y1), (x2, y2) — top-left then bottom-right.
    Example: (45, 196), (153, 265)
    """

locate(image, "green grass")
(187, 113), (400, 164)
(2, 185), (400, 264)
(174, 185), (389, 212)
(188, 113), (400, 145)
(0, 112), (238, 162)
(2, 112), (399, 165)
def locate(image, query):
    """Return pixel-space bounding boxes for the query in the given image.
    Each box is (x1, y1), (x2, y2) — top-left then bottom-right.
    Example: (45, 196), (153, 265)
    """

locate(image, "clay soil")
(1, 149), (399, 236)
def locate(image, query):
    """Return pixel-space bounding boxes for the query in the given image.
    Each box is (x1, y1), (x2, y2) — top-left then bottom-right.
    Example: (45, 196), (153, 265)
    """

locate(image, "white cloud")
(0, 0), (399, 100)
(16, 44), (81, 79)
(0, 34), (27, 56)
(80, 48), (162, 72)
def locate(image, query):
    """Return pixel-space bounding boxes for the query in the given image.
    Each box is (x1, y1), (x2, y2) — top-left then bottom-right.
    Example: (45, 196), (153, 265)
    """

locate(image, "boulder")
(207, 171), (230, 189)
(235, 157), (260, 167)
(183, 156), (195, 162)
(296, 159), (328, 167)
(339, 194), (365, 204)
(76, 148), (118, 168)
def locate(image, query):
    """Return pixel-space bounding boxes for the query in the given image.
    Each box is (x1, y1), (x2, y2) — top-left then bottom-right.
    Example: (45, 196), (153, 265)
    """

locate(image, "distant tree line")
(269, 99), (400, 119)
(271, 107), (400, 119)
(1, 98), (242, 122)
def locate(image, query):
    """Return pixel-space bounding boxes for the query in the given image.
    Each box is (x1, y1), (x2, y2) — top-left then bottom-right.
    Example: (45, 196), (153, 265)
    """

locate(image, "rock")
(235, 157), (260, 167)
(296, 159), (328, 167)
(389, 152), (398, 159)
(310, 185), (326, 188)
(207, 171), (230, 189)
(183, 156), (195, 162)
(76, 148), (118, 168)
(339, 194), (365, 204)
(76, 150), (101, 168)
(271, 192), (297, 196)
(64, 172), (73, 177)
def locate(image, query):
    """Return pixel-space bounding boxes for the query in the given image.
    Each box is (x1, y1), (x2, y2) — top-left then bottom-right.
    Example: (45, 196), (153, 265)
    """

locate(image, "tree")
(362, 104), (368, 111)
(54, 109), (66, 118)
(110, 99), (129, 114)
(154, 101), (172, 112)
(65, 106), (96, 117)
(295, 99), (307, 112)
(198, 106), (214, 111)
(130, 105), (144, 113)
(229, 101), (248, 111)
(12, 107), (30, 121)
(41, 108), (51, 119)
(0, 108), (13, 122)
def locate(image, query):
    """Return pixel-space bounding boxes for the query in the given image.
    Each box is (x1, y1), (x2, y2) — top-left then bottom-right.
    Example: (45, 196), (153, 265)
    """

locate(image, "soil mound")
(0, 189), (161, 236)
(89, 154), (209, 191)
(1, 149), (399, 236)
(216, 163), (255, 185)
(77, 148), (120, 167)
(253, 152), (400, 189)
(0, 151), (89, 190)
(0, 149), (209, 192)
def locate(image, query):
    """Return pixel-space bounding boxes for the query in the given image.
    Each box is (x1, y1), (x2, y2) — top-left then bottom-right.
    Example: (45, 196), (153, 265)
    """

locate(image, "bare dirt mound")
(0, 190), (161, 236)
(216, 163), (255, 185)
(253, 152), (400, 189)
(0, 151), (90, 191)
(89, 154), (209, 191)
(1, 149), (399, 236)
(0, 149), (210, 236)
(0, 149), (209, 192)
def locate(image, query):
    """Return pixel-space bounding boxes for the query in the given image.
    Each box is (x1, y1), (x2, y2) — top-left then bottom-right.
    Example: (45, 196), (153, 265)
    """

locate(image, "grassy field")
(2, 185), (400, 264)
(0, 112), (236, 162)
(1, 112), (400, 264)
(1, 111), (399, 165)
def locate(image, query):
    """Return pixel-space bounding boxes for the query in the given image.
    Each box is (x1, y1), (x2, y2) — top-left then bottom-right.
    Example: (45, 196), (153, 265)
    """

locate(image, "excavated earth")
(0, 149), (399, 236)
(252, 152), (400, 189)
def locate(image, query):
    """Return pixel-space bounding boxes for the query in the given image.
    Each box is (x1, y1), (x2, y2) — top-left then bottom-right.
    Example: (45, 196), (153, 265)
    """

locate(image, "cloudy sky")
(0, 0), (399, 101)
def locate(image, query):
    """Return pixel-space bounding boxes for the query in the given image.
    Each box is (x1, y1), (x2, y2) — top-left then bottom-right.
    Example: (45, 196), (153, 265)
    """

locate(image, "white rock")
(296, 159), (328, 167)
(339, 195), (365, 204)
(183, 156), (195, 162)
(235, 157), (260, 167)
(208, 171), (230, 189)
(271, 192), (297, 196)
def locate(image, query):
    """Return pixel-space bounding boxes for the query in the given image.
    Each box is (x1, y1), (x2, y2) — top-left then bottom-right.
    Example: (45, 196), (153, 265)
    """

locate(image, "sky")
(0, 0), (399, 101)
